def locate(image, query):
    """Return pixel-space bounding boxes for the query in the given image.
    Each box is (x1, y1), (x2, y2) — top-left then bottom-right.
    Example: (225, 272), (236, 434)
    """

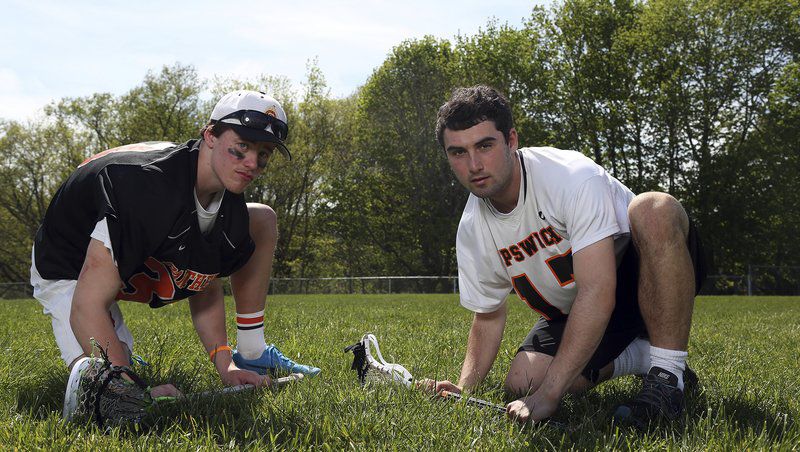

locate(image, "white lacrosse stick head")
(361, 333), (413, 388)
(63, 356), (102, 421)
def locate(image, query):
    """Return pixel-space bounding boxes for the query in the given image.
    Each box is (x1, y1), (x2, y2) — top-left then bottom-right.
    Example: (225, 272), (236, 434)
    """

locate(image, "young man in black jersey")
(32, 90), (319, 398)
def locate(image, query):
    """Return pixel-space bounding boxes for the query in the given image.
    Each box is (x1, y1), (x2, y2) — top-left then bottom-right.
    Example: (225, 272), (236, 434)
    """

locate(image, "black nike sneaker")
(683, 365), (698, 392)
(612, 366), (696, 429)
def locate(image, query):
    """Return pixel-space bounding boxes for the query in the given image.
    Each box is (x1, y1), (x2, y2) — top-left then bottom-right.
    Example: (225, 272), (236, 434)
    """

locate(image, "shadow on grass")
(16, 366), (312, 448)
(14, 365), (68, 418)
(686, 376), (797, 443)
(548, 376), (796, 446)
(12, 355), (310, 447)
(491, 374), (795, 450)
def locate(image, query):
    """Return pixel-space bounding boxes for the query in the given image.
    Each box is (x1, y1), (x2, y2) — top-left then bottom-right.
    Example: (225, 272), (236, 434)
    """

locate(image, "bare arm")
(189, 279), (269, 387)
(508, 236), (617, 422)
(457, 302), (508, 389)
(70, 238), (129, 366)
(420, 302), (507, 394)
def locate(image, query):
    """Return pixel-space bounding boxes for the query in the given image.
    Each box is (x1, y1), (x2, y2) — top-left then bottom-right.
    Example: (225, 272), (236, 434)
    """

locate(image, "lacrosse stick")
(344, 333), (507, 413)
(63, 352), (303, 427)
(441, 391), (567, 430)
(62, 354), (153, 426)
(344, 333), (567, 430)
(344, 333), (413, 388)
(439, 391), (509, 414)
(183, 373), (304, 400)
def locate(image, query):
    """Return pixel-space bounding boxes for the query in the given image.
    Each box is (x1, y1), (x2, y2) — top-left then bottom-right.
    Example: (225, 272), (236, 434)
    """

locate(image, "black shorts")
(517, 222), (707, 382)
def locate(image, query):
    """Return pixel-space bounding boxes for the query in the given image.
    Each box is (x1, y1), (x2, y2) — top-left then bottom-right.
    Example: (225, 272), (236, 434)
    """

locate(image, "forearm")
(539, 289), (613, 399)
(70, 301), (129, 366)
(70, 238), (128, 366)
(458, 303), (507, 389)
(189, 280), (232, 374)
(537, 237), (617, 399)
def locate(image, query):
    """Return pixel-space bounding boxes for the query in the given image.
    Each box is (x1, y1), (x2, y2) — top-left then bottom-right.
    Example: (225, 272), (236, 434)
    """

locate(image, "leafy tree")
(208, 63), (359, 279)
(0, 119), (91, 281)
(456, 11), (561, 148)
(48, 63), (205, 150)
(326, 37), (463, 279)
(547, 0), (641, 177)
(707, 61), (800, 279)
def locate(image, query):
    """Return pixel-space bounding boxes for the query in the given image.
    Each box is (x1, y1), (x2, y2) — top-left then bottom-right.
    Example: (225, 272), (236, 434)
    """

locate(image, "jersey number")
(511, 250), (574, 320)
(118, 257), (176, 303)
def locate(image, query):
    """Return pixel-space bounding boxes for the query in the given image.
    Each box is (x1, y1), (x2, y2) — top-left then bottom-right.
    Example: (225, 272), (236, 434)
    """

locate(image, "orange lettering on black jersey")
(119, 257), (176, 303)
(120, 258), (219, 303)
(187, 272), (204, 291)
(174, 270), (191, 289)
(165, 262), (191, 288)
(185, 270), (218, 291)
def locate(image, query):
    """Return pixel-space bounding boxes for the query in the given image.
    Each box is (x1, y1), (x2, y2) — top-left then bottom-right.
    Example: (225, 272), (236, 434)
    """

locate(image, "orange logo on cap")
(265, 107), (277, 118)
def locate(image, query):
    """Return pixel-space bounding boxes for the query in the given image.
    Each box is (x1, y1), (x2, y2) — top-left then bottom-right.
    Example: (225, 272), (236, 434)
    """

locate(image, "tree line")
(1, 0), (797, 292)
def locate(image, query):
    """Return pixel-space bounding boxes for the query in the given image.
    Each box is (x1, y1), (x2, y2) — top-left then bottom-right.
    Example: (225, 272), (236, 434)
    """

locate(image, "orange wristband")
(209, 345), (232, 362)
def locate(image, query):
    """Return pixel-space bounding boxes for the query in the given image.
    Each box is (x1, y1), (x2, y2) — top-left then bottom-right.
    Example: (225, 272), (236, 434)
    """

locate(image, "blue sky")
(0, 0), (547, 122)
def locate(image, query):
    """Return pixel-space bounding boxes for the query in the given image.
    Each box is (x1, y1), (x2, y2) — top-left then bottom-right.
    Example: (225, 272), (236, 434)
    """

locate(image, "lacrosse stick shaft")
(348, 334), (566, 430)
(440, 391), (507, 414)
(439, 390), (567, 430)
(179, 373), (305, 400)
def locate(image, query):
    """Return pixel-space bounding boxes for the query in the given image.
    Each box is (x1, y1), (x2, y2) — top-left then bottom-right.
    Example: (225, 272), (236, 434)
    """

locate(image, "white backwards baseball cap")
(209, 90), (291, 160)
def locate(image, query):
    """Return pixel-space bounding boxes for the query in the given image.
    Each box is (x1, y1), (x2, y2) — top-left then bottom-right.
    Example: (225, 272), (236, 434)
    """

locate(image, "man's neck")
(489, 155), (521, 214)
(195, 140), (223, 209)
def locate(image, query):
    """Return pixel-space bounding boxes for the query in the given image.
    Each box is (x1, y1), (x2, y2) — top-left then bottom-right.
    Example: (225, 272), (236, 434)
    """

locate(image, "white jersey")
(456, 147), (635, 319)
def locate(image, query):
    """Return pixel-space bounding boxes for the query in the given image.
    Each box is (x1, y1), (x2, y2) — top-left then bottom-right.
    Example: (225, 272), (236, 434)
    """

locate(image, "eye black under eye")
(228, 148), (246, 160)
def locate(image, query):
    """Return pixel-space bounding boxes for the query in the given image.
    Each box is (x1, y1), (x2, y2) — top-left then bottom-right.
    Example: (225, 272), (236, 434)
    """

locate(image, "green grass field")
(1, 295), (798, 450)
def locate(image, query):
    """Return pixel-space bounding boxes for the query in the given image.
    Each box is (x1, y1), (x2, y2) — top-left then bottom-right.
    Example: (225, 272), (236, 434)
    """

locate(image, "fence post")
(747, 264), (752, 296)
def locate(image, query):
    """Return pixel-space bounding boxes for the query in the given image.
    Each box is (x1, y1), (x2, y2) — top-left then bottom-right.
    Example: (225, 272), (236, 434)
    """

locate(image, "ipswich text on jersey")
(498, 225), (564, 267)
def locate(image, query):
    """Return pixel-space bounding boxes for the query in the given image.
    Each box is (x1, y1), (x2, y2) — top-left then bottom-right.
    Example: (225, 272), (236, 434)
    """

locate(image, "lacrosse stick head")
(62, 356), (152, 427)
(345, 333), (413, 388)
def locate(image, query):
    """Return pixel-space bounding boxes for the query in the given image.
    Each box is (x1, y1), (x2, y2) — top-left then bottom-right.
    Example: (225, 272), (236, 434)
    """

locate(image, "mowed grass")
(1, 294), (798, 450)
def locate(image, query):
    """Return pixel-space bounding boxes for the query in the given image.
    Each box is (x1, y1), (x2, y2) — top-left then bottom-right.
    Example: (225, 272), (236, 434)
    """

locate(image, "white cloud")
(0, 68), (49, 121)
(0, 93), (50, 123)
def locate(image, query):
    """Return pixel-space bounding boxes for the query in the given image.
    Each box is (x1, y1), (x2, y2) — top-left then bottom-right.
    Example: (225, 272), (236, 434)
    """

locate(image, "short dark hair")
(435, 85), (514, 148)
(199, 122), (234, 138)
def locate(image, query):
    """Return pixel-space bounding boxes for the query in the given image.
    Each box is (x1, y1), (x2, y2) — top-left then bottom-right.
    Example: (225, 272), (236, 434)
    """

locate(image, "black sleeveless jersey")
(33, 140), (255, 308)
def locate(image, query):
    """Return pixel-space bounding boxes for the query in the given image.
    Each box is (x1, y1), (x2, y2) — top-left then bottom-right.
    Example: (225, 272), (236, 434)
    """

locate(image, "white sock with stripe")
(649, 345), (688, 390)
(236, 310), (267, 360)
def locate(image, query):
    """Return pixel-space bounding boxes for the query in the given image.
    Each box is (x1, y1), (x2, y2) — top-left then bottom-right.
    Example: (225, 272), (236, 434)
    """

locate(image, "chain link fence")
(744, 265), (800, 296)
(268, 276), (459, 295)
(2, 269), (799, 299)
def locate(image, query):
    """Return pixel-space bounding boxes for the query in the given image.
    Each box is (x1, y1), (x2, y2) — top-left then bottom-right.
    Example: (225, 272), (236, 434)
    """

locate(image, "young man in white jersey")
(421, 85), (706, 429)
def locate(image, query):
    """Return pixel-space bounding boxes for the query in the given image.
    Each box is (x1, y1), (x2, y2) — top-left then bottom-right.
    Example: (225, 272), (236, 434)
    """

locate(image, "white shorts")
(30, 219), (134, 366)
